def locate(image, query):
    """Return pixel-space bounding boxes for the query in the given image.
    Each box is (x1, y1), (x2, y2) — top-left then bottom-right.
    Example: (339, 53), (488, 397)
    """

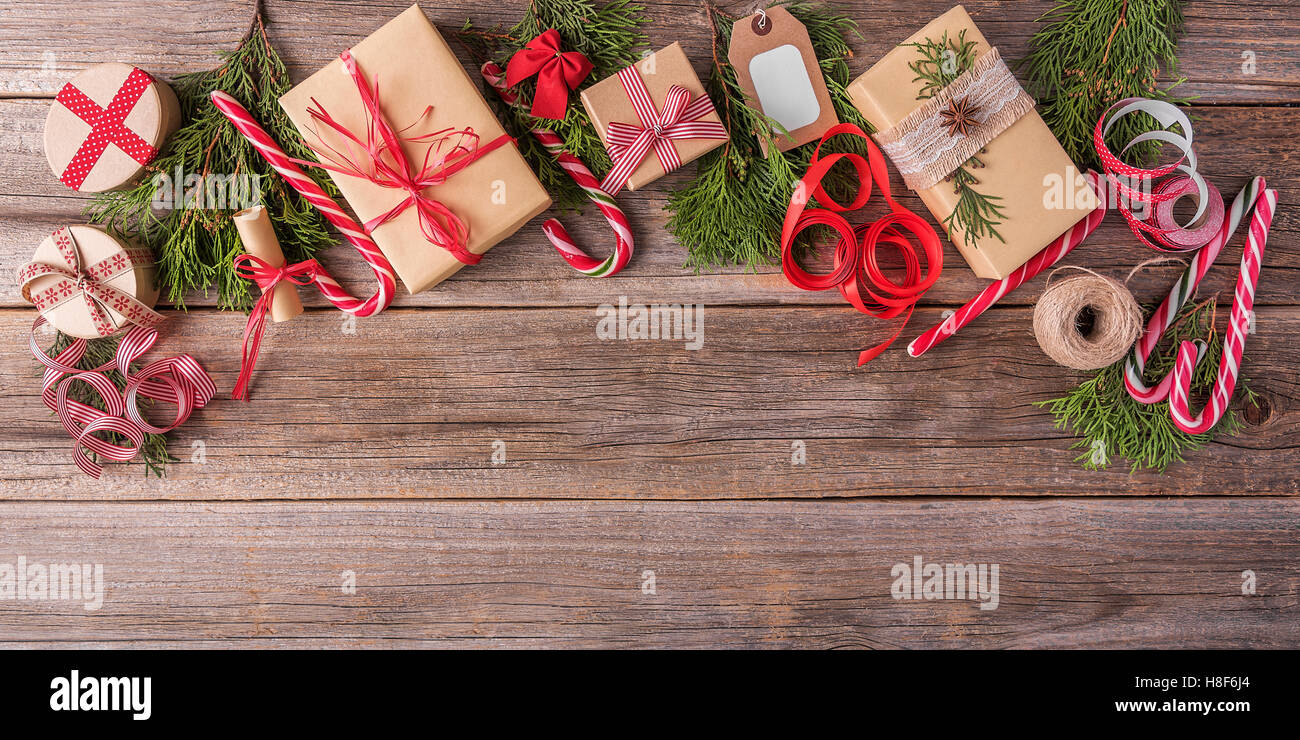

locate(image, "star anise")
(940, 96), (981, 137)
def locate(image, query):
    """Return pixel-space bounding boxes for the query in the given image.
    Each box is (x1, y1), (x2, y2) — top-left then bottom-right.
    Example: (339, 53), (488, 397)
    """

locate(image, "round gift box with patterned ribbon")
(44, 62), (181, 192)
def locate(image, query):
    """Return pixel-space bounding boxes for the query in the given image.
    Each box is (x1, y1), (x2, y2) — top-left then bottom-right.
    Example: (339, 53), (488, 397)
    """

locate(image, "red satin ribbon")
(781, 124), (943, 366)
(55, 66), (160, 190)
(296, 50), (512, 266)
(230, 254), (322, 401)
(30, 315), (215, 478)
(505, 29), (593, 121)
(598, 66), (728, 194)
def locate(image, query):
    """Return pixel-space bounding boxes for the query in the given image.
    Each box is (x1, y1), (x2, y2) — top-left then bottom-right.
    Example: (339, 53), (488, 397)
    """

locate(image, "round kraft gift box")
(21, 225), (159, 339)
(44, 62), (181, 193)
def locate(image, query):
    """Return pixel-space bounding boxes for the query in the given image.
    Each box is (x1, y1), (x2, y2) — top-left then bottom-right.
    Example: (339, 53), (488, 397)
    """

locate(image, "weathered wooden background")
(0, 0), (1295, 647)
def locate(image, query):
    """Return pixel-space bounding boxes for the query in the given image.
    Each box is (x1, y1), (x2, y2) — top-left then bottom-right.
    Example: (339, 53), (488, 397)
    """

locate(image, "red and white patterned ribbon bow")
(16, 228), (165, 338)
(29, 315), (215, 478)
(598, 67), (727, 194)
(55, 66), (160, 190)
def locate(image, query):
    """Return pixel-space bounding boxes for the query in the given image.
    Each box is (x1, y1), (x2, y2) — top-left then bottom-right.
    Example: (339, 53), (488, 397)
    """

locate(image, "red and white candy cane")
(907, 171), (1108, 358)
(1134, 180), (1277, 434)
(481, 62), (633, 277)
(210, 91), (396, 315)
(1124, 176), (1265, 404)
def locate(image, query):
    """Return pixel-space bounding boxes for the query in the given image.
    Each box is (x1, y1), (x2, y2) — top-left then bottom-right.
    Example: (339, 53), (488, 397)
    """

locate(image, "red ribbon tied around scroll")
(296, 50), (512, 266)
(781, 124), (943, 366)
(230, 254), (323, 401)
(29, 316), (215, 478)
(505, 29), (593, 121)
(598, 67), (728, 195)
(16, 228), (165, 338)
(55, 66), (160, 190)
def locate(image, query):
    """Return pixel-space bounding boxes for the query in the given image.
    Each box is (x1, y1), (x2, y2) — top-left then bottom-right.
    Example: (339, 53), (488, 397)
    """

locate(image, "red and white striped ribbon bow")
(16, 227), (165, 338)
(598, 67), (727, 194)
(30, 315), (215, 478)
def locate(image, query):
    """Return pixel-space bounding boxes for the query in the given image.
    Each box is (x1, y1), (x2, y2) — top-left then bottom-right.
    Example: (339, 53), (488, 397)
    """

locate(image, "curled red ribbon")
(230, 254), (322, 401)
(30, 315), (215, 478)
(505, 29), (593, 121)
(781, 124), (943, 366)
(296, 50), (512, 266)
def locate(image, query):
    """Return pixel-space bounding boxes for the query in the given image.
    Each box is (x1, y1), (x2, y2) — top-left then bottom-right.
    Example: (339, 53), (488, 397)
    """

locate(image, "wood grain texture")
(3, 307), (1295, 498)
(0, 0), (1297, 649)
(0, 499), (1294, 648)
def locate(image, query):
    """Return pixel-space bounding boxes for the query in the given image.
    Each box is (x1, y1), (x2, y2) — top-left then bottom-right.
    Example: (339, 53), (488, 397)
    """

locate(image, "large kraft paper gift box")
(846, 5), (1097, 280)
(279, 4), (551, 294)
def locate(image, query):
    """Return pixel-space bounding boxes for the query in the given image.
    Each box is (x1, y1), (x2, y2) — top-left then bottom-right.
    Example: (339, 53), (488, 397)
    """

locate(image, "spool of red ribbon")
(781, 124), (943, 366)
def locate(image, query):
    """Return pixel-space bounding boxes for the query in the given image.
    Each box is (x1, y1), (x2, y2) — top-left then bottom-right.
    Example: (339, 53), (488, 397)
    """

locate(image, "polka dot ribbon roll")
(1095, 98), (1224, 252)
(29, 316), (215, 478)
(781, 123), (943, 366)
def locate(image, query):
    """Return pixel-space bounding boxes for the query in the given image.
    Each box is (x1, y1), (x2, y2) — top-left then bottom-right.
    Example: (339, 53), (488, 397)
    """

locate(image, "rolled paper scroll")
(233, 206), (304, 323)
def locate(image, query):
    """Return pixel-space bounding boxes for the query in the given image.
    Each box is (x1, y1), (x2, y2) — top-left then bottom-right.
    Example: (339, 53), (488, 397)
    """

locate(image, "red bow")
(296, 51), (511, 266)
(505, 29), (593, 121)
(230, 254), (322, 401)
(598, 67), (727, 195)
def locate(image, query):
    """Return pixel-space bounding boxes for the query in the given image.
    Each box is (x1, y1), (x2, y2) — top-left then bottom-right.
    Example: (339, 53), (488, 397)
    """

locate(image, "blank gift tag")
(728, 7), (838, 154)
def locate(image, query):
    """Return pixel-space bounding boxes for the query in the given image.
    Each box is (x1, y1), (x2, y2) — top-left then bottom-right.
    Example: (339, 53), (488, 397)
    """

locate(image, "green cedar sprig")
(457, 0), (649, 212)
(86, 6), (337, 312)
(1036, 296), (1258, 472)
(666, 1), (867, 271)
(1018, 0), (1189, 172)
(904, 31), (1006, 249)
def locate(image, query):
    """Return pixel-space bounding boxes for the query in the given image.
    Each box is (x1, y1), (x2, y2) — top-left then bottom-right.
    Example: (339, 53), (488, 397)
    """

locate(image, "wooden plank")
(0, 1), (1295, 102)
(2, 101), (1297, 309)
(0, 499), (1294, 647)
(2, 306), (1294, 498)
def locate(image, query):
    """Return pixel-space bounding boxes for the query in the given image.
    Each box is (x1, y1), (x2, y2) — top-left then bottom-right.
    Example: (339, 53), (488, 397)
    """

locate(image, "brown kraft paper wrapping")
(234, 206), (304, 323)
(580, 42), (727, 191)
(279, 4), (551, 294)
(846, 5), (1098, 280)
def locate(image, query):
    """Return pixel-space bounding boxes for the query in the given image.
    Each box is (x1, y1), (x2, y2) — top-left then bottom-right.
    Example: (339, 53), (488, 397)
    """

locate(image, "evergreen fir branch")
(905, 31), (1005, 248)
(38, 332), (175, 478)
(86, 4), (339, 312)
(1036, 296), (1257, 473)
(457, 0), (649, 213)
(1018, 0), (1189, 172)
(666, 1), (869, 271)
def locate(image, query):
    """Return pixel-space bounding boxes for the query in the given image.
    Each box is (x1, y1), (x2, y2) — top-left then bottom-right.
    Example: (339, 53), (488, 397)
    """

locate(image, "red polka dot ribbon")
(29, 316), (216, 478)
(16, 227), (165, 338)
(55, 66), (160, 190)
(781, 124), (943, 366)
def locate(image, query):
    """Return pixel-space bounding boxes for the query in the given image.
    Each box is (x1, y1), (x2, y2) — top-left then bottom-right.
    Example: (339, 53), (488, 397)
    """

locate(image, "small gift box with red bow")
(17, 225), (163, 339)
(44, 62), (181, 193)
(581, 43), (728, 193)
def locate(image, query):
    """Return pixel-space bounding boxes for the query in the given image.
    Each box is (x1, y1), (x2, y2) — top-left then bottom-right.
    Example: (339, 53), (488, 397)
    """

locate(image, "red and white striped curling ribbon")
(781, 124), (943, 366)
(598, 67), (727, 195)
(907, 172), (1108, 358)
(1124, 177), (1264, 404)
(209, 90), (396, 317)
(481, 62), (634, 277)
(1095, 98), (1222, 253)
(29, 315), (215, 478)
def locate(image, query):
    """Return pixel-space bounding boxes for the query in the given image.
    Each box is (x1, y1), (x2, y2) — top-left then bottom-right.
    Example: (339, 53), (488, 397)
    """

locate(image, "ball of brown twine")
(1033, 271), (1143, 370)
